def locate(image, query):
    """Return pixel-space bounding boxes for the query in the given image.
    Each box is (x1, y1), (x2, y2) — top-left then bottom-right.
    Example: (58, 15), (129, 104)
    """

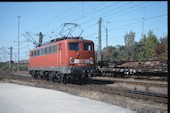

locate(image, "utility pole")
(10, 47), (12, 62)
(15, 52), (16, 63)
(9, 47), (13, 70)
(142, 17), (144, 38)
(106, 28), (108, 50)
(17, 16), (21, 72)
(142, 7), (145, 38)
(39, 32), (43, 47)
(98, 17), (102, 62)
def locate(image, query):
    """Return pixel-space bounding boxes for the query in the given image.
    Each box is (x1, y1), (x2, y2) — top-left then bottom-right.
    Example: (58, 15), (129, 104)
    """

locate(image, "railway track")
(84, 85), (167, 104)
(92, 76), (167, 88)
(0, 72), (168, 104)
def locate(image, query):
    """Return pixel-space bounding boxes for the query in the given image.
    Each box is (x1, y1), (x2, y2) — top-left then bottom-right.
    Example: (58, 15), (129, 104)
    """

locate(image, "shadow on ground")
(88, 79), (115, 85)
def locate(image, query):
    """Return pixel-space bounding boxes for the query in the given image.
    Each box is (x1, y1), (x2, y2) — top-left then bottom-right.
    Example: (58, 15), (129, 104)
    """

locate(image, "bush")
(0, 63), (28, 72)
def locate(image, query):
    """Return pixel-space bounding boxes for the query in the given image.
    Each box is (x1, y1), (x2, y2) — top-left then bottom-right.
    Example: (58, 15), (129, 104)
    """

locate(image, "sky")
(0, 1), (168, 62)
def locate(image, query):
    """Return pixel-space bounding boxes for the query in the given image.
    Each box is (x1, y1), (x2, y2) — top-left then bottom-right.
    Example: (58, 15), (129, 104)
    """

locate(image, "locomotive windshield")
(84, 43), (92, 51)
(69, 43), (80, 50)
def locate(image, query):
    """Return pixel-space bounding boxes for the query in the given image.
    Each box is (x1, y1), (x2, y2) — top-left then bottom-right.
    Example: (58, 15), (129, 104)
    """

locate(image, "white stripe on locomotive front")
(74, 59), (90, 64)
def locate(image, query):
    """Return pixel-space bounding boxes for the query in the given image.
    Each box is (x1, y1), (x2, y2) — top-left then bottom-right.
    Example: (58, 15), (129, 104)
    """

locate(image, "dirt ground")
(0, 72), (168, 113)
(92, 76), (167, 94)
(106, 82), (167, 95)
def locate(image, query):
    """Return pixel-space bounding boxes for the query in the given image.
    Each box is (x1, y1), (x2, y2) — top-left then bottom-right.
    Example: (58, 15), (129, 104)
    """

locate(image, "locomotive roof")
(31, 36), (93, 50)
(40, 36), (83, 46)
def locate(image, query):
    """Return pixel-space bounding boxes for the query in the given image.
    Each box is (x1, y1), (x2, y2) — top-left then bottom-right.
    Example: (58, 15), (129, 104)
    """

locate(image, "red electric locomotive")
(28, 37), (96, 84)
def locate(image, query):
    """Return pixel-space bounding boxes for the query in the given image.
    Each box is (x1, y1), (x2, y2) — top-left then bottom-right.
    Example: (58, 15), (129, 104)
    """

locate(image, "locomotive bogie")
(29, 70), (93, 84)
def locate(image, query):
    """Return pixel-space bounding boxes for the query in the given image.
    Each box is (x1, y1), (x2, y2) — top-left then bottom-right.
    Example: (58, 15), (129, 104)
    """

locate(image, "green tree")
(156, 35), (168, 60)
(132, 42), (140, 61)
(124, 30), (135, 61)
(145, 30), (159, 60)
(102, 46), (118, 62)
(136, 34), (147, 61)
(115, 45), (127, 61)
(137, 30), (159, 60)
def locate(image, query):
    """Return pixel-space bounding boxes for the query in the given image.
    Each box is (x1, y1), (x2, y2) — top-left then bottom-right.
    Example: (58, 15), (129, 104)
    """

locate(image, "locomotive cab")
(66, 39), (96, 82)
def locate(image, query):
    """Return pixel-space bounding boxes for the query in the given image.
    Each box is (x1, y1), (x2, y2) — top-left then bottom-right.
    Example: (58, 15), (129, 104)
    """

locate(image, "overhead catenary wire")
(78, 2), (132, 26)
(108, 26), (167, 40)
(30, 2), (151, 40)
(16, 2), (165, 40)
(28, 2), (81, 32)
(48, 2), (109, 36)
(35, 2), (104, 40)
(81, 3), (154, 28)
(70, 2), (120, 23)
(83, 14), (167, 38)
(102, 2), (147, 19)
(72, 3), (146, 36)
(79, 2), (154, 28)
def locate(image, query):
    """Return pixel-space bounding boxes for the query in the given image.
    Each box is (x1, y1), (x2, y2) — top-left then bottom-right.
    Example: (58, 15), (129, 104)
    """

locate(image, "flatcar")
(28, 37), (96, 84)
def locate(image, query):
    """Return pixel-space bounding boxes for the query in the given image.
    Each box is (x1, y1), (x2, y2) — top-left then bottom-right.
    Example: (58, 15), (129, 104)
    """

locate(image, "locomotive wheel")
(33, 71), (38, 79)
(57, 72), (67, 84)
(44, 73), (49, 81)
(38, 72), (43, 79)
(30, 71), (37, 79)
(52, 72), (61, 83)
(38, 74), (42, 79)
(61, 74), (67, 84)
(81, 76), (89, 85)
(50, 75), (56, 83)
(49, 72), (56, 83)
(33, 75), (38, 79)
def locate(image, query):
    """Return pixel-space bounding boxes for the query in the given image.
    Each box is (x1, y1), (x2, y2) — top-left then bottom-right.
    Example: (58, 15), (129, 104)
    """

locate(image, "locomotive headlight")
(70, 57), (74, 64)
(90, 57), (94, 64)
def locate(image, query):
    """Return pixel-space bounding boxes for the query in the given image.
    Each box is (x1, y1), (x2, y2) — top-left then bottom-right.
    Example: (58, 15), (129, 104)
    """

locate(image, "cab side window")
(69, 43), (79, 51)
(84, 43), (92, 51)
